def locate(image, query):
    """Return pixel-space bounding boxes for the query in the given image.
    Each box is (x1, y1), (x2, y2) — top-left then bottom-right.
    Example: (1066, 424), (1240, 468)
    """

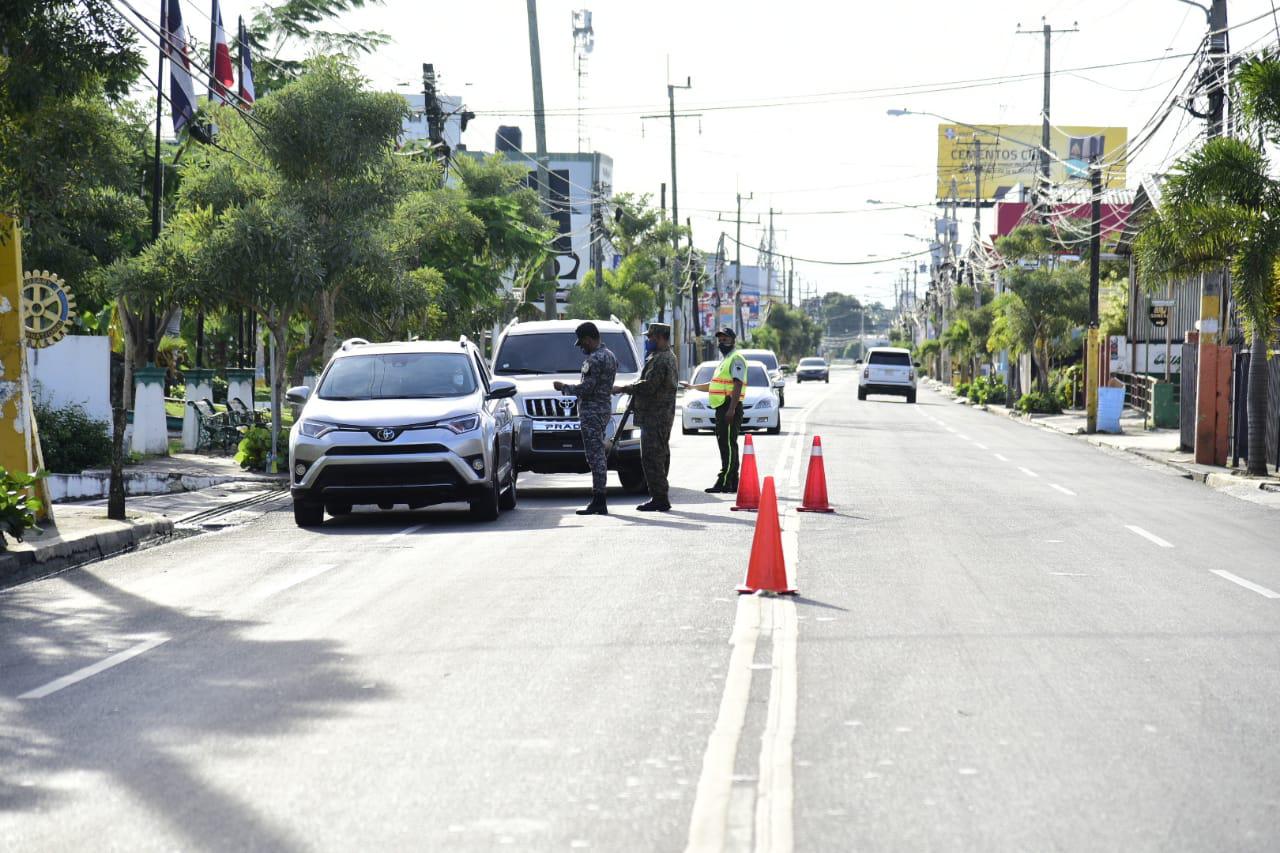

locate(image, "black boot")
(576, 493), (608, 515)
(638, 497), (671, 512)
(705, 482), (726, 493)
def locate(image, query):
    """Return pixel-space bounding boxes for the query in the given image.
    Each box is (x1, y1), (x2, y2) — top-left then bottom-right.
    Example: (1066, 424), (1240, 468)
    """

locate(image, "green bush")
(954, 381), (971, 398)
(0, 467), (45, 550)
(235, 425), (291, 472)
(35, 403), (112, 473)
(969, 375), (1008, 406)
(1015, 390), (1062, 415)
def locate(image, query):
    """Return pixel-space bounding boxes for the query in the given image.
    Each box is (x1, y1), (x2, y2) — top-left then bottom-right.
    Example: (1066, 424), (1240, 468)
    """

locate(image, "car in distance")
(857, 346), (917, 403)
(287, 338), (519, 527)
(795, 356), (829, 383)
(738, 348), (787, 407)
(682, 359), (780, 435)
(491, 317), (647, 493)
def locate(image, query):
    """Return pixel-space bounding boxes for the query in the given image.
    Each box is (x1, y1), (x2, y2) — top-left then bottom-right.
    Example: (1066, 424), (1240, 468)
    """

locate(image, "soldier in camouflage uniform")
(554, 321), (618, 516)
(616, 323), (677, 511)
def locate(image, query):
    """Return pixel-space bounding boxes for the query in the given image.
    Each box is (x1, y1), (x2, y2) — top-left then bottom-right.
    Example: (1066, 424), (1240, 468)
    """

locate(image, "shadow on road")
(0, 567), (388, 849)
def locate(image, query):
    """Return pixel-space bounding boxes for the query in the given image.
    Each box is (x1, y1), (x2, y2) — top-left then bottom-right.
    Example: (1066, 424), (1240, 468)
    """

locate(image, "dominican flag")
(237, 16), (255, 106)
(209, 0), (235, 103)
(163, 0), (198, 133)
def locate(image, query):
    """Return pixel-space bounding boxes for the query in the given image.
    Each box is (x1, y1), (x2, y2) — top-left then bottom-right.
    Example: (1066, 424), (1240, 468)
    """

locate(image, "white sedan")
(682, 360), (781, 435)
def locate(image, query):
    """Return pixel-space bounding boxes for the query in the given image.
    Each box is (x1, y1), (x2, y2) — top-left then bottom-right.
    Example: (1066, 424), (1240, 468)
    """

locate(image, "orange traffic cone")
(797, 436), (835, 513)
(731, 434), (761, 512)
(737, 476), (796, 595)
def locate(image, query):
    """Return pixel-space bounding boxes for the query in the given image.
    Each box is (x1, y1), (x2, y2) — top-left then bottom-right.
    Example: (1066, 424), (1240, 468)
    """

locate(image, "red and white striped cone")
(797, 435), (834, 513)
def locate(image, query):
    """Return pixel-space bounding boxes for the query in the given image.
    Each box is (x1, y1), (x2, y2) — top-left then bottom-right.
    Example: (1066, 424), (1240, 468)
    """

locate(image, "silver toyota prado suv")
(491, 317), (647, 493)
(286, 338), (519, 527)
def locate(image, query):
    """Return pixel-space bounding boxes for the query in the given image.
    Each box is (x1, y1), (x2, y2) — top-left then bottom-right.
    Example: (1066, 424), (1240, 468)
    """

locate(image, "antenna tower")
(572, 9), (594, 153)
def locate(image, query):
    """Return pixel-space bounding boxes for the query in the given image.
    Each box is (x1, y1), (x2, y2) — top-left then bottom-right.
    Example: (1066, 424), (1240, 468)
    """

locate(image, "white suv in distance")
(682, 360), (780, 435)
(858, 347), (917, 403)
(287, 338), (519, 527)
(739, 348), (787, 407)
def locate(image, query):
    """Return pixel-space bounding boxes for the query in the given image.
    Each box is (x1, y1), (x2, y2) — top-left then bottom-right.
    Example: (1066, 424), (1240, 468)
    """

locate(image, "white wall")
(30, 336), (111, 423)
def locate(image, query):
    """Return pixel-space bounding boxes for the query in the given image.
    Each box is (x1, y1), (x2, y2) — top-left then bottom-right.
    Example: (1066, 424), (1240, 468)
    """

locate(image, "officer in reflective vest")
(683, 326), (748, 493)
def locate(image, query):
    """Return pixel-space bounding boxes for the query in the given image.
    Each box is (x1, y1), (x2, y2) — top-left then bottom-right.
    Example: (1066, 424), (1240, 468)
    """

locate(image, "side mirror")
(487, 379), (518, 400)
(913, 361), (921, 368)
(285, 385), (310, 405)
(780, 364), (791, 373)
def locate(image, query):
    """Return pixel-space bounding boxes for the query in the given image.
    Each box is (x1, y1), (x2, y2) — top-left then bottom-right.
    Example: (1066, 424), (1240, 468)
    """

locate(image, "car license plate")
(533, 420), (580, 432)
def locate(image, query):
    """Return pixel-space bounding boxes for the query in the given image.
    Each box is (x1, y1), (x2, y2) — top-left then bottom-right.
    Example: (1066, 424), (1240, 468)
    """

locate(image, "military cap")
(715, 326), (737, 339)
(574, 321), (600, 344)
(645, 322), (672, 340)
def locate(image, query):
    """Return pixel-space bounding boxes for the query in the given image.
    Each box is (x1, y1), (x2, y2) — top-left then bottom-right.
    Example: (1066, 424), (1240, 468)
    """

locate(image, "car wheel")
(796, 378), (803, 384)
(857, 388), (867, 401)
(499, 459), (518, 511)
(469, 468), (501, 521)
(325, 502), (353, 516)
(767, 419), (781, 435)
(778, 392), (785, 408)
(907, 391), (917, 404)
(824, 376), (829, 383)
(293, 499), (324, 528)
(682, 427), (696, 435)
(618, 462), (648, 494)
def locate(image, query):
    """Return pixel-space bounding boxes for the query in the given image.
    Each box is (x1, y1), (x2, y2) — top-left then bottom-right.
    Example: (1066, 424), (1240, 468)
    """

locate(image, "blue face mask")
(579, 345), (592, 356)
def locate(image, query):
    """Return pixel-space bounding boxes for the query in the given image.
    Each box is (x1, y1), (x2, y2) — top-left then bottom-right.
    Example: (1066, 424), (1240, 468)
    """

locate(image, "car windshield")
(317, 352), (478, 400)
(800, 358), (826, 367)
(741, 350), (779, 370)
(494, 331), (639, 375)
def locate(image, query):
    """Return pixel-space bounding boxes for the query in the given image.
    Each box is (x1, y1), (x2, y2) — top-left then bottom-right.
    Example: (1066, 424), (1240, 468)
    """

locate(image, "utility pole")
(668, 76), (690, 374)
(525, 1), (557, 320)
(591, 180), (605, 288)
(718, 193), (758, 339)
(658, 182), (667, 321)
(1017, 18), (1078, 214)
(1085, 160), (1102, 434)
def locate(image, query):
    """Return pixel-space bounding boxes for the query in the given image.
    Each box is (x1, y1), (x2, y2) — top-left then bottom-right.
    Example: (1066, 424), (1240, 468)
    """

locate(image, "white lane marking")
(1125, 525), (1174, 549)
(1018, 467), (1039, 479)
(241, 563), (338, 608)
(754, 598), (797, 853)
(386, 522), (429, 541)
(945, 427), (957, 434)
(1211, 570), (1280, 599)
(975, 443), (989, 451)
(994, 453), (1010, 463)
(19, 637), (169, 700)
(957, 434), (972, 442)
(685, 596), (762, 853)
(1049, 484), (1076, 496)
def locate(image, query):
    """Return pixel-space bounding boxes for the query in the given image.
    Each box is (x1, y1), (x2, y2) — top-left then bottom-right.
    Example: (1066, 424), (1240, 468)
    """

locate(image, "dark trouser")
(640, 414), (673, 499)
(581, 408), (610, 495)
(714, 402), (743, 489)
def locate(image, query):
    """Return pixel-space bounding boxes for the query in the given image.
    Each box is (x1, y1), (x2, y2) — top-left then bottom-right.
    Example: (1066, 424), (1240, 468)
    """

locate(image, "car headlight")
(755, 397), (774, 410)
(687, 399), (707, 410)
(614, 394), (631, 414)
(439, 414), (480, 434)
(298, 419), (340, 439)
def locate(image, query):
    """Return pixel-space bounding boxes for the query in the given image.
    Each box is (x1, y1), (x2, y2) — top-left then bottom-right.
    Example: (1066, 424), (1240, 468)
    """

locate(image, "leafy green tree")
(247, 0), (390, 93)
(820, 292), (863, 335)
(992, 225), (1088, 394)
(1136, 53), (1280, 475)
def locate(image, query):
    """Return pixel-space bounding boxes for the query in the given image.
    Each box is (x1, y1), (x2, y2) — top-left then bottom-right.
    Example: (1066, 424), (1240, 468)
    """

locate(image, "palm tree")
(1136, 55), (1280, 476)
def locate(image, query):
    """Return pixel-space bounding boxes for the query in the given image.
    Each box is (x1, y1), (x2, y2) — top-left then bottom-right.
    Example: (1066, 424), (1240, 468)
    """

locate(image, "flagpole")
(149, 0), (166, 362)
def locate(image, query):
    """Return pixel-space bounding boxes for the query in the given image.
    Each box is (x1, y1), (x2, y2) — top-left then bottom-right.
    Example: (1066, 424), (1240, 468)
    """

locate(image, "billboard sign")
(936, 124), (1127, 201)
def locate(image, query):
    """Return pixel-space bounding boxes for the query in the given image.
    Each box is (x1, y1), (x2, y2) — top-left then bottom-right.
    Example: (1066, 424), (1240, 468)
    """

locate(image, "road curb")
(0, 514), (175, 589)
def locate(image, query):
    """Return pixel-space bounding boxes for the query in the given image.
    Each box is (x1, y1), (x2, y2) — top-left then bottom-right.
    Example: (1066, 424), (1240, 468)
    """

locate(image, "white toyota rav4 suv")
(858, 347), (917, 403)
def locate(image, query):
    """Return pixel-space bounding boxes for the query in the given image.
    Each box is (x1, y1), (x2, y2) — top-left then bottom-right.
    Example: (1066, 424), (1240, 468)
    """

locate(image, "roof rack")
(458, 334), (471, 350)
(340, 337), (371, 351)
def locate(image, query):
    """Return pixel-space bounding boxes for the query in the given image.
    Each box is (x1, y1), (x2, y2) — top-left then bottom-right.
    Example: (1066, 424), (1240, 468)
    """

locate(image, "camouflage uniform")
(562, 345), (618, 495)
(624, 348), (677, 500)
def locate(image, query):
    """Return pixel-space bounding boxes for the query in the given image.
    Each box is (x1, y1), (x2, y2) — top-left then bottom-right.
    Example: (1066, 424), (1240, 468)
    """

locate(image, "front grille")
(525, 397), (578, 419)
(313, 462), (462, 490)
(325, 443), (449, 456)
(532, 432), (584, 451)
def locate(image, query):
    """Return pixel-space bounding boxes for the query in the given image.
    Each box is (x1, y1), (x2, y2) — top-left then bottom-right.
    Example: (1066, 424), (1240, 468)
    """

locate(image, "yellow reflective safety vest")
(708, 350), (748, 407)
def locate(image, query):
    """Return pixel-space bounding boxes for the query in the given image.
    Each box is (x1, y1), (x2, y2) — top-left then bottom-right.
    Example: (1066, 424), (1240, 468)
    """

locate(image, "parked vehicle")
(491, 317), (647, 493)
(796, 356), (829, 383)
(682, 359), (781, 435)
(857, 347), (917, 403)
(287, 338), (519, 527)
(739, 348), (787, 407)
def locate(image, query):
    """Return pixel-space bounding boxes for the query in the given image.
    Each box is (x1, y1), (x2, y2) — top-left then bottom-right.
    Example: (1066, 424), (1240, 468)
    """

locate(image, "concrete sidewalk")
(48, 453), (285, 503)
(926, 379), (1280, 506)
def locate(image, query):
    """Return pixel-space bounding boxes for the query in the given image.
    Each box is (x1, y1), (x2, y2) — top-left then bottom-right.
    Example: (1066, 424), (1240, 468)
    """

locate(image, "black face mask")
(718, 343), (734, 356)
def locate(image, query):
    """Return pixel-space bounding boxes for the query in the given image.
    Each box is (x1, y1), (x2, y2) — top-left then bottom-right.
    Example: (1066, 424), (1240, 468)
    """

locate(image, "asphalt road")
(3, 367), (1279, 852)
